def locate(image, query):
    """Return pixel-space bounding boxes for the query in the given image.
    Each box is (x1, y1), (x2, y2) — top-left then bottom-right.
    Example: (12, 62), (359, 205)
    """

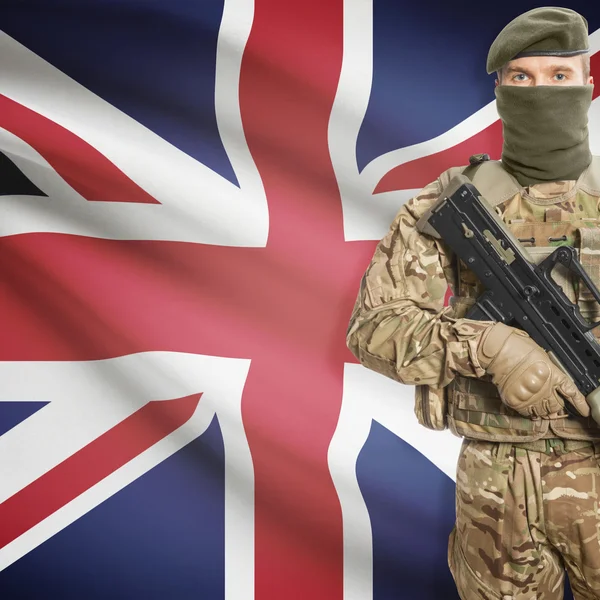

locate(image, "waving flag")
(1, 1), (599, 598)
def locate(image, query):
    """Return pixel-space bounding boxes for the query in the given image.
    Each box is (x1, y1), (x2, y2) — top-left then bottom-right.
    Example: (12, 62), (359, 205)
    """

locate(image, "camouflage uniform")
(346, 159), (600, 598)
(451, 439), (600, 599)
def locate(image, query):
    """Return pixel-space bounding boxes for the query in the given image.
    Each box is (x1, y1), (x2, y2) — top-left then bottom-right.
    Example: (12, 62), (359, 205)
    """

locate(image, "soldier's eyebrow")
(505, 66), (534, 76)
(547, 64), (576, 73)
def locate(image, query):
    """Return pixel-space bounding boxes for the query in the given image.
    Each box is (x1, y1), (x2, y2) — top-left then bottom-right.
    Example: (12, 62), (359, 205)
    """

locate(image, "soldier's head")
(486, 7), (594, 187)
(487, 7), (593, 87)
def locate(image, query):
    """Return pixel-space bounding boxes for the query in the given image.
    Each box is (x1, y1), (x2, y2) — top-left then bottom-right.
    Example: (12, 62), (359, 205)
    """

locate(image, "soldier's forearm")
(347, 301), (491, 387)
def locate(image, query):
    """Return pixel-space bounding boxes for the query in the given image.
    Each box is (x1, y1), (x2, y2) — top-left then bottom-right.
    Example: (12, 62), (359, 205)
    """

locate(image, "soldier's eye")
(554, 73), (566, 81)
(513, 73), (528, 81)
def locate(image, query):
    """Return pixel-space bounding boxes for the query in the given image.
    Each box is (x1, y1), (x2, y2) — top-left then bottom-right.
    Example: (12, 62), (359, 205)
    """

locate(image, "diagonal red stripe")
(0, 393), (201, 549)
(0, 94), (159, 204)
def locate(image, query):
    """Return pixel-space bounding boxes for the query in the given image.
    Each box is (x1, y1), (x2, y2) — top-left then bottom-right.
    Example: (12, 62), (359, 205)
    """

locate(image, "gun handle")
(587, 387), (600, 426)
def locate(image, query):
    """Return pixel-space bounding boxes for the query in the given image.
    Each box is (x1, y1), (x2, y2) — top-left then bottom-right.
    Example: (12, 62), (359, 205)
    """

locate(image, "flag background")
(1, 1), (599, 599)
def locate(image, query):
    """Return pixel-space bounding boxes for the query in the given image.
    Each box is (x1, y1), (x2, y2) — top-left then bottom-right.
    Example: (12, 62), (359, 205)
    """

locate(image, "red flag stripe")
(0, 94), (159, 204)
(0, 394), (202, 549)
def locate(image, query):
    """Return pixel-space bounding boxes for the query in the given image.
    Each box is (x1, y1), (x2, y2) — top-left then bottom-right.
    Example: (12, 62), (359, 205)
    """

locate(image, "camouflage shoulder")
(438, 165), (468, 190)
(404, 165), (468, 221)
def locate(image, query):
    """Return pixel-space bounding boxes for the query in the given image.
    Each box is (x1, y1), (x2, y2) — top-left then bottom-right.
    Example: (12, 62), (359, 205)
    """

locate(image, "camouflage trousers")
(448, 439), (600, 599)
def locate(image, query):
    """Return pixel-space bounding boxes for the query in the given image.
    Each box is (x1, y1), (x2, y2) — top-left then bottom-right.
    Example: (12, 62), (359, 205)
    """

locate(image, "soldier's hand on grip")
(476, 322), (590, 419)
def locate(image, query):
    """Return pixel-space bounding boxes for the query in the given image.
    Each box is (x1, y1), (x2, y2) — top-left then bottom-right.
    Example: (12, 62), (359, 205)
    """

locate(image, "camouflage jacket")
(346, 158), (600, 442)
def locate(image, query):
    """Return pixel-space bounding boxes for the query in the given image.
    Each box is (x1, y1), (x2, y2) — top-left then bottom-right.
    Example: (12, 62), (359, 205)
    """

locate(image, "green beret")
(486, 7), (589, 74)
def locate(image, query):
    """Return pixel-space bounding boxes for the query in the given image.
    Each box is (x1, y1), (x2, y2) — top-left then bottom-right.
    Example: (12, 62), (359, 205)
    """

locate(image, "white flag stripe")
(0, 0), (267, 245)
(0, 127), (87, 204)
(329, 365), (374, 600)
(332, 365), (463, 600)
(589, 100), (600, 156)
(0, 399), (216, 571)
(0, 352), (249, 501)
(331, 16), (462, 599)
(343, 366), (462, 481)
(328, 0), (374, 241)
(0, 351), (255, 600)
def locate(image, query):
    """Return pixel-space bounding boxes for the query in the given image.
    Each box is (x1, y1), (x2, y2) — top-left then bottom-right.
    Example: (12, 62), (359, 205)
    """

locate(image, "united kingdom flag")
(1, 1), (600, 599)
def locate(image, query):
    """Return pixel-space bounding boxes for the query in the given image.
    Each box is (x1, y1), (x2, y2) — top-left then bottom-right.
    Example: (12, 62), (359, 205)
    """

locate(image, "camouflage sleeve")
(346, 177), (494, 388)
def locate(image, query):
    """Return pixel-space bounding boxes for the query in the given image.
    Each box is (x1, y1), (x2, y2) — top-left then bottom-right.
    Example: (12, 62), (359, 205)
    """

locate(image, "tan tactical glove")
(476, 322), (590, 419)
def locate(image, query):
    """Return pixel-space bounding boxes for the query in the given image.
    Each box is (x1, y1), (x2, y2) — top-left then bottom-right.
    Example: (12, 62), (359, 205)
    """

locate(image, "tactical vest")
(415, 156), (600, 442)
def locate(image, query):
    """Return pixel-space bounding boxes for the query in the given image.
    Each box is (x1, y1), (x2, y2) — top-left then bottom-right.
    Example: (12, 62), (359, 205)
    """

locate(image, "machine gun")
(418, 174), (600, 423)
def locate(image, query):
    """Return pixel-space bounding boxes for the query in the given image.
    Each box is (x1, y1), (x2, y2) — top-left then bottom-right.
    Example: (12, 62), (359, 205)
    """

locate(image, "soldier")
(347, 7), (600, 600)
